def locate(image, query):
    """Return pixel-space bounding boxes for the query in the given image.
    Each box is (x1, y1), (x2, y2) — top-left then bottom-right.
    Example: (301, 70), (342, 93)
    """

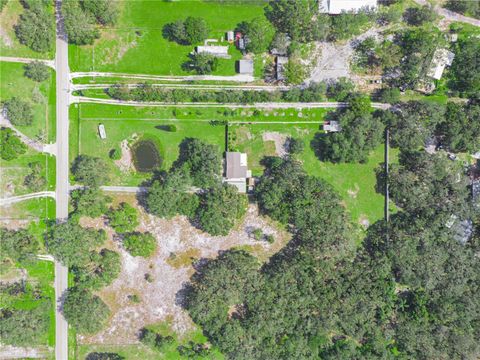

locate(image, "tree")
(47, 221), (106, 267)
(107, 202), (139, 233)
(184, 17), (209, 45)
(286, 137), (304, 154)
(3, 97), (33, 126)
(73, 249), (121, 290)
(449, 38), (480, 97)
(0, 303), (50, 346)
(188, 53), (219, 75)
(326, 78), (355, 101)
(146, 166), (199, 219)
(403, 5), (436, 26)
(62, 0), (99, 45)
(284, 58), (307, 85)
(81, 0), (118, 25)
(377, 87), (400, 104)
(86, 353), (125, 360)
(24, 161), (47, 192)
(175, 138), (222, 188)
(265, 0), (323, 42)
(15, 5), (54, 53)
(437, 101), (480, 153)
(269, 32), (290, 55)
(70, 187), (111, 218)
(329, 10), (372, 41)
(24, 61), (50, 82)
(0, 128), (27, 161)
(237, 17), (275, 54)
(71, 155), (110, 187)
(123, 232), (157, 258)
(139, 328), (175, 352)
(62, 287), (110, 333)
(445, 0), (480, 19)
(317, 96), (384, 163)
(196, 184), (247, 236)
(0, 228), (38, 263)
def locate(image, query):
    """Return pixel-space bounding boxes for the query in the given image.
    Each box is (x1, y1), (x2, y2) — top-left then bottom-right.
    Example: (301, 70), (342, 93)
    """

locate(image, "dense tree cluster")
(70, 187), (112, 218)
(62, 0), (118, 45)
(0, 228), (38, 263)
(163, 17), (209, 45)
(0, 128), (27, 161)
(3, 97), (34, 126)
(449, 37), (480, 97)
(316, 95), (384, 163)
(72, 249), (121, 290)
(403, 5), (436, 26)
(237, 17), (275, 54)
(444, 0), (480, 19)
(186, 53), (219, 75)
(15, 0), (54, 53)
(139, 328), (174, 352)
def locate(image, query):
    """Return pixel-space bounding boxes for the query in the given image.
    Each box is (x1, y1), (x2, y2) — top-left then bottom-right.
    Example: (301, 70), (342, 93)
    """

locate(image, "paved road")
(0, 113), (56, 155)
(0, 191), (56, 206)
(73, 97), (390, 110)
(71, 71), (255, 82)
(54, 0), (70, 358)
(413, 0), (480, 27)
(0, 56), (56, 69)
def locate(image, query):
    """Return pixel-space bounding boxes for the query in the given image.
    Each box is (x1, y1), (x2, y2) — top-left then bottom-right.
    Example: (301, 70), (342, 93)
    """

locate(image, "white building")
(98, 124), (106, 139)
(238, 59), (254, 75)
(427, 48), (455, 80)
(224, 152), (251, 193)
(320, 0), (377, 14)
(323, 120), (342, 132)
(195, 45), (230, 58)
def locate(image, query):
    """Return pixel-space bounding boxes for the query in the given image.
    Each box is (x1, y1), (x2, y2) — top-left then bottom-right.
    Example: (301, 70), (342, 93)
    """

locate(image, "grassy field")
(229, 122), (388, 227)
(0, 61), (56, 143)
(0, 148), (56, 197)
(77, 320), (223, 360)
(0, 0), (55, 59)
(68, 0), (266, 75)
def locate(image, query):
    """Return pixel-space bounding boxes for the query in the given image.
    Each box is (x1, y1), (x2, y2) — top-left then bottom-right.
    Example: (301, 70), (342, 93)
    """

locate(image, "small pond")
(131, 140), (162, 172)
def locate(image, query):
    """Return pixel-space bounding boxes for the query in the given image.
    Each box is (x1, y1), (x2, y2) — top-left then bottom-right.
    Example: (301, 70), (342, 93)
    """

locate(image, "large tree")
(0, 128), (27, 161)
(71, 155), (110, 187)
(237, 17), (275, 54)
(62, 0), (99, 45)
(0, 228), (38, 263)
(449, 37), (480, 97)
(3, 97), (33, 126)
(73, 249), (121, 290)
(24, 61), (51, 82)
(15, 5), (54, 53)
(62, 287), (110, 334)
(107, 202), (139, 233)
(70, 187), (112, 218)
(122, 232), (157, 258)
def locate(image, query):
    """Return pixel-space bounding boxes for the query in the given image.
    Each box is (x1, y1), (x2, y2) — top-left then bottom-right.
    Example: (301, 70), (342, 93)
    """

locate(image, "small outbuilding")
(226, 31), (234, 42)
(195, 45), (230, 58)
(98, 124), (106, 139)
(323, 120), (341, 133)
(224, 152), (252, 193)
(276, 56), (288, 81)
(237, 59), (254, 75)
(427, 48), (455, 80)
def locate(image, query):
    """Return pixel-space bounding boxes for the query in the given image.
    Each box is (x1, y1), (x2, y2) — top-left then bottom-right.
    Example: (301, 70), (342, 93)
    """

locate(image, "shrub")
(123, 232), (157, 258)
(24, 162), (46, 192)
(3, 98), (33, 126)
(252, 228), (263, 241)
(109, 147), (121, 160)
(107, 202), (139, 233)
(265, 234), (275, 244)
(24, 61), (50, 82)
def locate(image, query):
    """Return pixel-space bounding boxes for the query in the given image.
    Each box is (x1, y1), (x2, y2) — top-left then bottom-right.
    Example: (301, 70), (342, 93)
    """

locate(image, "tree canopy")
(0, 128), (27, 161)
(0, 228), (38, 263)
(15, 3), (54, 53)
(24, 61), (51, 82)
(163, 17), (209, 45)
(3, 97), (33, 126)
(70, 187), (112, 218)
(237, 17), (275, 54)
(122, 232), (157, 258)
(71, 155), (110, 187)
(107, 202), (139, 233)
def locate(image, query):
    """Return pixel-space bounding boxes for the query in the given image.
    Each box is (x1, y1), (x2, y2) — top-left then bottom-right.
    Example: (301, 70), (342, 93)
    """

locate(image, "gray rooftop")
(226, 152), (248, 179)
(238, 59), (254, 75)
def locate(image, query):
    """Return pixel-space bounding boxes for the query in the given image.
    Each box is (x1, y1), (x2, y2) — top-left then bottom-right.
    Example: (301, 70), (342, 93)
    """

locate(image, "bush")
(377, 87), (400, 104)
(86, 353), (125, 360)
(24, 161), (46, 192)
(3, 97), (33, 126)
(252, 228), (263, 241)
(163, 17), (208, 45)
(265, 234), (275, 244)
(123, 232), (157, 258)
(71, 155), (110, 187)
(403, 5), (436, 26)
(287, 137), (304, 154)
(24, 61), (50, 82)
(139, 328), (175, 352)
(187, 53), (219, 75)
(0, 128), (27, 161)
(107, 202), (139, 233)
(109, 147), (121, 160)
(15, 5), (54, 53)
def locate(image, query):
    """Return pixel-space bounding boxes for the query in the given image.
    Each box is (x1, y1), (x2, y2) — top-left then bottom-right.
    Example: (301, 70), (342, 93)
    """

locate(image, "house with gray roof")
(224, 152), (251, 193)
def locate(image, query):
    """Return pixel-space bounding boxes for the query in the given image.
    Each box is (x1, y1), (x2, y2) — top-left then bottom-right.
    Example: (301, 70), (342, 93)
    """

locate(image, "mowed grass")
(0, 0), (55, 59)
(68, 0), (266, 75)
(0, 61), (56, 142)
(229, 123), (387, 226)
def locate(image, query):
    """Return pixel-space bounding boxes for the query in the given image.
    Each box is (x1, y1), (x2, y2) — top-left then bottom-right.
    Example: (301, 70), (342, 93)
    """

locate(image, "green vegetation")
(71, 187), (112, 218)
(444, 0), (480, 19)
(0, 127), (27, 160)
(237, 17), (275, 54)
(123, 232), (157, 258)
(24, 61), (51, 82)
(3, 97), (33, 126)
(107, 202), (139, 233)
(0, 61), (56, 142)
(68, 1), (265, 75)
(163, 17), (209, 45)
(71, 154), (111, 187)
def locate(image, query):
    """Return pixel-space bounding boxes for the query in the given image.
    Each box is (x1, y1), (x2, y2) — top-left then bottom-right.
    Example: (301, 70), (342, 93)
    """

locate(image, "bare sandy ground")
(79, 196), (290, 345)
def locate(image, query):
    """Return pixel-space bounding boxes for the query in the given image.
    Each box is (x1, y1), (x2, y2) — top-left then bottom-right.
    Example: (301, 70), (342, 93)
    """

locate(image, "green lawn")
(229, 122), (387, 227)
(0, 148), (56, 197)
(0, 61), (56, 142)
(68, 0), (266, 75)
(0, 0), (55, 59)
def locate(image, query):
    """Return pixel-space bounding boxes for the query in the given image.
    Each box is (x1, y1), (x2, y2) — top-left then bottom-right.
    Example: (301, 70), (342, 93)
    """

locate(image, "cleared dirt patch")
(262, 131), (288, 157)
(79, 197), (291, 346)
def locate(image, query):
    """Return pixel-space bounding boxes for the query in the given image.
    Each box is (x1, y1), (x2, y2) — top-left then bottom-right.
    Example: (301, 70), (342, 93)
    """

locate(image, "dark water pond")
(132, 140), (161, 172)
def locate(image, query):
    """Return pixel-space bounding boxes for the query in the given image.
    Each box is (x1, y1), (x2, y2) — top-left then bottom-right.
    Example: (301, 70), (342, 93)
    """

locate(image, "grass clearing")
(0, 61), (56, 142)
(0, 0), (55, 59)
(68, 0), (266, 75)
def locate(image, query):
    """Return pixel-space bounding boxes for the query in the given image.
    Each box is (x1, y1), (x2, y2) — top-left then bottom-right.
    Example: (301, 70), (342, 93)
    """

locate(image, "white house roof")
(427, 48), (455, 80)
(238, 59), (254, 75)
(320, 0), (377, 14)
(195, 45), (229, 57)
